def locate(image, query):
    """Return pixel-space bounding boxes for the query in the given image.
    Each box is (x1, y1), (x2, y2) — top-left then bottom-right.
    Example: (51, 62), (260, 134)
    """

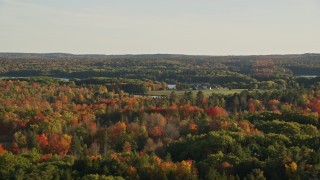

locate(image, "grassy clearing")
(146, 89), (245, 97)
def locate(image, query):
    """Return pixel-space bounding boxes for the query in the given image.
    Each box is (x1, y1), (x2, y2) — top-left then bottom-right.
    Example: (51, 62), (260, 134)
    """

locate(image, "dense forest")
(0, 54), (320, 179)
(1, 53), (320, 91)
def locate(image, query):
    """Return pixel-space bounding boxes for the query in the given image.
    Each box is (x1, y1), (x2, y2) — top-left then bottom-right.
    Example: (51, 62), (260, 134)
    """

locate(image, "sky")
(0, 0), (319, 55)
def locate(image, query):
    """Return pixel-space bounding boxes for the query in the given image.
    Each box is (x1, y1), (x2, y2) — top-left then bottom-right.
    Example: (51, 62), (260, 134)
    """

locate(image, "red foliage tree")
(148, 125), (164, 138)
(36, 133), (49, 147)
(0, 144), (7, 154)
(48, 134), (72, 156)
(87, 122), (97, 136)
(205, 106), (228, 120)
(248, 99), (256, 113)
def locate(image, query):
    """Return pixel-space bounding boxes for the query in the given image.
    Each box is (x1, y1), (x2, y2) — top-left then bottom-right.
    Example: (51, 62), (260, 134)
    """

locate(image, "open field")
(146, 89), (245, 97)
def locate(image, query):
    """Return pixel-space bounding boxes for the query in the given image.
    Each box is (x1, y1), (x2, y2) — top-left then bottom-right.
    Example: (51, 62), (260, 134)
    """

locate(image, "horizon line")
(1, 52), (320, 57)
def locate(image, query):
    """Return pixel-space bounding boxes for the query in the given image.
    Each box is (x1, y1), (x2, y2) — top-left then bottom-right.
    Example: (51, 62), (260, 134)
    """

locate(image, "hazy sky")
(0, 0), (319, 55)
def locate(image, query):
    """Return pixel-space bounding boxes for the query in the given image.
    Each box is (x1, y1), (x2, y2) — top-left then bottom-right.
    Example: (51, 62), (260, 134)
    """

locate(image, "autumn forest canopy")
(0, 53), (320, 179)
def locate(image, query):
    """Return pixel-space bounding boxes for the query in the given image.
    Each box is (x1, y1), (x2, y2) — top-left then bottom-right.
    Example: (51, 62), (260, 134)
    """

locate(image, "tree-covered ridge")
(0, 79), (320, 179)
(1, 53), (320, 91)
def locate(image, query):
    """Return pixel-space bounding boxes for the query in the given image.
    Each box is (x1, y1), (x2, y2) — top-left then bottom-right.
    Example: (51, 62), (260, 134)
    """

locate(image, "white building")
(167, 84), (177, 90)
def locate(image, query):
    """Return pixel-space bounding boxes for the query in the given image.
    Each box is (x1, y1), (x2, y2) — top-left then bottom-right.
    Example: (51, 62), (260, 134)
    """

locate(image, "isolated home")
(167, 84), (177, 90)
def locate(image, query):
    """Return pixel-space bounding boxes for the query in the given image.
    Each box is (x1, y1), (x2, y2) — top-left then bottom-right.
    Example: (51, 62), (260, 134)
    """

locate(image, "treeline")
(1, 69), (256, 88)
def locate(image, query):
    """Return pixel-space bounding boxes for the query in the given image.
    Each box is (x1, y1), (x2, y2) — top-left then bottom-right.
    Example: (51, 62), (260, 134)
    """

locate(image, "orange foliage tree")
(48, 134), (72, 155)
